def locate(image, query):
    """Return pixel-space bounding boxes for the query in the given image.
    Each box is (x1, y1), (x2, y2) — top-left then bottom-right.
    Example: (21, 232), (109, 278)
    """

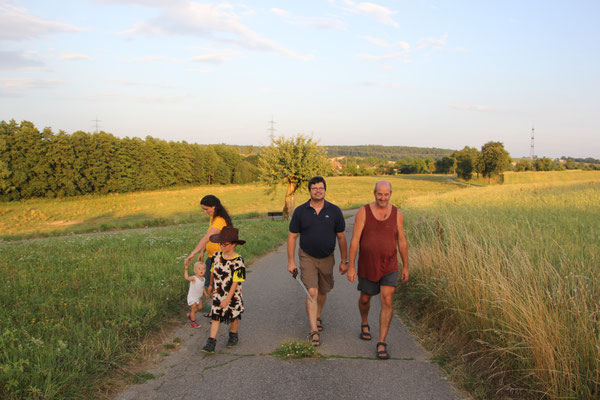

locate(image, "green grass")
(0, 218), (288, 399)
(398, 178), (600, 399)
(0, 175), (460, 240)
(272, 340), (320, 360)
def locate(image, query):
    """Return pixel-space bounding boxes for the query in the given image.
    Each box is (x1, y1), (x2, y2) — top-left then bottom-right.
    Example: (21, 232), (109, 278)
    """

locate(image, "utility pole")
(268, 116), (276, 142)
(92, 116), (101, 133)
(529, 125), (536, 159)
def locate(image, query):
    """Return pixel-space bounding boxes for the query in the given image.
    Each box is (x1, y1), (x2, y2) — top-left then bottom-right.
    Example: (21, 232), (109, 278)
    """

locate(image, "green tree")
(515, 159), (534, 172)
(534, 157), (553, 171)
(453, 146), (480, 180)
(480, 141), (510, 182)
(434, 156), (456, 174)
(258, 134), (328, 219)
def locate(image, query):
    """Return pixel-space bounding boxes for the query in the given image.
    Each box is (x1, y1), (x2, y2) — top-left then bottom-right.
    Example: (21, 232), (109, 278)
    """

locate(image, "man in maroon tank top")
(347, 180), (409, 359)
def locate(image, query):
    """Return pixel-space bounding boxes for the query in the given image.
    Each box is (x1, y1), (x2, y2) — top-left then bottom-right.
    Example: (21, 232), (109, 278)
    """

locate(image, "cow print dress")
(210, 251), (245, 323)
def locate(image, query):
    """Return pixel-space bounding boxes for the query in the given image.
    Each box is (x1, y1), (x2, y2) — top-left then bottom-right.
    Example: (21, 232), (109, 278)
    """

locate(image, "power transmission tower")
(92, 116), (101, 133)
(268, 116), (276, 141)
(529, 126), (536, 159)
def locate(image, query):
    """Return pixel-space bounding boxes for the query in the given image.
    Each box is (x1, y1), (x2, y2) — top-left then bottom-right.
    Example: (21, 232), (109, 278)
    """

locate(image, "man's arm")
(397, 210), (409, 282)
(287, 232), (299, 274)
(337, 231), (348, 275)
(347, 206), (366, 282)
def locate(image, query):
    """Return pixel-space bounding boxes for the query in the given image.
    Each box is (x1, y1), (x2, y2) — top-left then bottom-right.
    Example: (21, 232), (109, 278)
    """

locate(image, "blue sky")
(1, 0), (599, 158)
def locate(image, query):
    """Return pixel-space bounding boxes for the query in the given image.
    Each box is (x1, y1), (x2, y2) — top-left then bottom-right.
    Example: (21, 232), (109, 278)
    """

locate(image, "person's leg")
(209, 319), (220, 338)
(202, 320), (220, 353)
(377, 285), (395, 354)
(190, 302), (199, 321)
(315, 254), (335, 328)
(230, 318), (239, 334)
(359, 292), (372, 330)
(306, 287), (319, 334)
(316, 291), (327, 322)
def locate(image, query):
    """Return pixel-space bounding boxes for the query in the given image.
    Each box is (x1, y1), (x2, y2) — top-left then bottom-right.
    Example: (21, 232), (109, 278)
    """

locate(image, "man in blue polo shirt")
(287, 176), (348, 347)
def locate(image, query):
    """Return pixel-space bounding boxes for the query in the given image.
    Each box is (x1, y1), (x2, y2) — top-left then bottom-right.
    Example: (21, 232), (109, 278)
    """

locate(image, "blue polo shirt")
(289, 200), (345, 259)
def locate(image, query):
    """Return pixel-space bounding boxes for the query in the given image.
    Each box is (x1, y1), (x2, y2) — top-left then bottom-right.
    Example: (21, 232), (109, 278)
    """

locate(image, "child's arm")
(203, 286), (209, 299)
(219, 282), (239, 309)
(184, 266), (194, 282)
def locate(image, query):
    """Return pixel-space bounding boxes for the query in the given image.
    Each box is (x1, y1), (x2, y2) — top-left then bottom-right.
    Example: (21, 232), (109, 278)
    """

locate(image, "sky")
(1, 0), (599, 159)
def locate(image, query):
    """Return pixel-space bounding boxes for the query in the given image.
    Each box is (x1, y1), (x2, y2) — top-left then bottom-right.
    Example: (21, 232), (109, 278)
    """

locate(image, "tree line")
(335, 142), (511, 182)
(0, 120), (259, 201)
(326, 144), (453, 160)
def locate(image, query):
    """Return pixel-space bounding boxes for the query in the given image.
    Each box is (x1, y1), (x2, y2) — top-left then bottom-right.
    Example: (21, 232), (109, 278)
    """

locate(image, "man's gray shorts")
(357, 271), (399, 296)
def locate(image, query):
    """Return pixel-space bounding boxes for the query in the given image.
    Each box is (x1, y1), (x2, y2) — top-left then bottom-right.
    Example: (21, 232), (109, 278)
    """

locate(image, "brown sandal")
(308, 331), (321, 347)
(316, 317), (324, 332)
(359, 324), (372, 341)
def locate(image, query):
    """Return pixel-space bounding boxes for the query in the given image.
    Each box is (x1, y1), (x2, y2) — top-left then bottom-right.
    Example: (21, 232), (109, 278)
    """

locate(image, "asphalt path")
(116, 212), (466, 400)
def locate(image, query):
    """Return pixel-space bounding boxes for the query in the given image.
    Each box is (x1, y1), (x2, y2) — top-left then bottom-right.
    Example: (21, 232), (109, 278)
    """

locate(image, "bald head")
(374, 180), (392, 193)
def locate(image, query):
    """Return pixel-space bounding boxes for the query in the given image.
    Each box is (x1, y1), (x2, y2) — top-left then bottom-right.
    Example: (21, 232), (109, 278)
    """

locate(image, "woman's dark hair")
(200, 195), (232, 227)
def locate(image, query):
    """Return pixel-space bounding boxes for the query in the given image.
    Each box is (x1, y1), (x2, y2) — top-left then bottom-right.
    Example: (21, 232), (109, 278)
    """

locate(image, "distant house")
(329, 159), (343, 170)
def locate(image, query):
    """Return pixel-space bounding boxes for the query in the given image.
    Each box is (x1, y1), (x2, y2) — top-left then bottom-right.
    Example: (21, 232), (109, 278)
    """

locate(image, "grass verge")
(396, 179), (600, 399)
(0, 218), (288, 399)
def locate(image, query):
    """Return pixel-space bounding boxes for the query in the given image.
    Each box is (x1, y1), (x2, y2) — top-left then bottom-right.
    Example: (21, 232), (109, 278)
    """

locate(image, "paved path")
(116, 214), (465, 400)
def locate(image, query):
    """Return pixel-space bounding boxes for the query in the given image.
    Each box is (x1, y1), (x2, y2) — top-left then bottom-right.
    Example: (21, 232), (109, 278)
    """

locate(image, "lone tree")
(258, 134), (328, 219)
(453, 146), (481, 180)
(479, 141), (510, 183)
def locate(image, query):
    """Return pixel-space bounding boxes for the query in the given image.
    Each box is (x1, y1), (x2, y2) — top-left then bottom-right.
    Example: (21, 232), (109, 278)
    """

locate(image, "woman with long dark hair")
(185, 195), (233, 290)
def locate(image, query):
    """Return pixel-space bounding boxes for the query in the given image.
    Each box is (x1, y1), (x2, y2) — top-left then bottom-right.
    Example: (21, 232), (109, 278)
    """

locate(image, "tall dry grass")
(403, 179), (600, 398)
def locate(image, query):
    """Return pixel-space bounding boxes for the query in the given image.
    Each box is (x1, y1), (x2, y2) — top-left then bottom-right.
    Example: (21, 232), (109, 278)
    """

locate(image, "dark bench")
(267, 211), (283, 220)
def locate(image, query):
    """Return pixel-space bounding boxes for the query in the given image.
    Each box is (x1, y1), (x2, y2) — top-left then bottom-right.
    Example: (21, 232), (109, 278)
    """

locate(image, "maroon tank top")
(357, 204), (399, 282)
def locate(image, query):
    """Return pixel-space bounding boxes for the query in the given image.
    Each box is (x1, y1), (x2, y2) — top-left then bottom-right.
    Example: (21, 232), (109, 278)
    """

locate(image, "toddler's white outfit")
(187, 276), (205, 305)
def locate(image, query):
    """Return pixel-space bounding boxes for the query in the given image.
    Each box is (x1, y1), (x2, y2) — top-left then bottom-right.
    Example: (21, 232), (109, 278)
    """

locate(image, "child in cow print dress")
(201, 226), (246, 353)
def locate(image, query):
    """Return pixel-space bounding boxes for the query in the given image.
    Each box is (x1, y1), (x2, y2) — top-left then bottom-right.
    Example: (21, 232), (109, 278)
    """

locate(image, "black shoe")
(201, 337), (216, 354)
(226, 332), (239, 348)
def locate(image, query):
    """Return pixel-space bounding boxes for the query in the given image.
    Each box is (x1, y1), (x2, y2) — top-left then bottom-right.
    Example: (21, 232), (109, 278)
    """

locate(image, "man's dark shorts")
(357, 271), (399, 296)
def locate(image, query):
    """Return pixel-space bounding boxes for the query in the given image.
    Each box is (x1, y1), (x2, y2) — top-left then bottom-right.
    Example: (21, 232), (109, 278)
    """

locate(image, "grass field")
(0, 175), (459, 240)
(0, 218), (289, 399)
(503, 170), (600, 184)
(399, 174), (600, 399)
(3, 171), (598, 399)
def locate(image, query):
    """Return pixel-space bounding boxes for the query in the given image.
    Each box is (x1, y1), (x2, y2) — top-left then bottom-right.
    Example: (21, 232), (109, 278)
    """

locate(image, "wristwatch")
(342, 260), (349, 264)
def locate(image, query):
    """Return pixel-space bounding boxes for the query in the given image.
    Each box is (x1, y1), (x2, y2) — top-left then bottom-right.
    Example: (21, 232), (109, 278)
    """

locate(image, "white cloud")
(0, 77), (63, 97)
(417, 33), (448, 49)
(270, 8), (289, 18)
(342, 1), (398, 27)
(360, 81), (402, 89)
(0, 3), (84, 42)
(190, 49), (241, 64)
(0, 50), (43, 70)
(118, 2), (313, 61)
(129, 55), (183, 63)
(357, 52), (409, 61)
(109, 79), (175, 89)
(59, 52), (91, 61)
(270, 7), (346, 30)
(361, 35), (392, 48)
(451, 104), (493, 112)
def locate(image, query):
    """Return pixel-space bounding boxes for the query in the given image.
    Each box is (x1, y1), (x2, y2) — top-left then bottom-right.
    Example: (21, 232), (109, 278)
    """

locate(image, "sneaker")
(190, 321), (200, 328)
(226, 332), (239, 348)
(201, 337), (216, 354)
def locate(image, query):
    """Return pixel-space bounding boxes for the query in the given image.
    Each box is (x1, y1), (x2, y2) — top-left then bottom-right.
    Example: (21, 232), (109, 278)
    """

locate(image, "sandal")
(359, 324), (372, 341)
(308, 331), (321, 347)
(190, 321), (200, 328)
(376, 342), (390, 359)
(316, 317), (324, 332)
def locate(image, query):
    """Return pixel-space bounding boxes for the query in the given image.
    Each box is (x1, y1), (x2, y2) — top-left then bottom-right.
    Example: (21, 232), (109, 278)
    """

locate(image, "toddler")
(185, 261), (209, 328)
